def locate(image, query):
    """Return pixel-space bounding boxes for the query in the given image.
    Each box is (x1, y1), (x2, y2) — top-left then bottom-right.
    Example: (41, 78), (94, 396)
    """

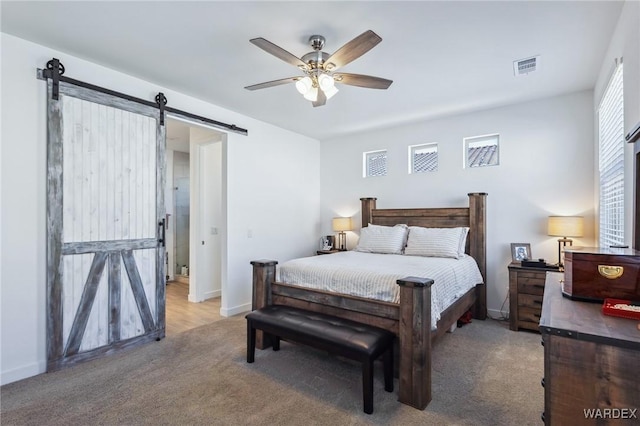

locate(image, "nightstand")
(316, 249), (342, 255)
(508, 263), (556, 332)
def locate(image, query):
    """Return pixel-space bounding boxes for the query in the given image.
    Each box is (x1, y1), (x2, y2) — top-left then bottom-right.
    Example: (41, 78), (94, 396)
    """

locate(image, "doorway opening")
(164, 117), (226, 335)
(173, 150), (190, 285)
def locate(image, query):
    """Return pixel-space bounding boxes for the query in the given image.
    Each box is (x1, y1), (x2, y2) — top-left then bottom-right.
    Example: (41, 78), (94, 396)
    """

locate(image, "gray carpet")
(1, 315), (543, 425)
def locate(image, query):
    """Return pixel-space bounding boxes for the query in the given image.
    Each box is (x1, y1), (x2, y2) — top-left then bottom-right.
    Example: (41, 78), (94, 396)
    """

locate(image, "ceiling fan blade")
(324, 30), (382, 71)
(312, 89), (327, 107)
(250, 38), (308, 69)
(333, 73), (393, 89)
(244, 77), (299, 91)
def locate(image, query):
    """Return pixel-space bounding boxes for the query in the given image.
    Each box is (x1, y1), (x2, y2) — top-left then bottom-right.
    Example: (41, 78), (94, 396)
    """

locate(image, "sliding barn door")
(46, 80), (166, 370)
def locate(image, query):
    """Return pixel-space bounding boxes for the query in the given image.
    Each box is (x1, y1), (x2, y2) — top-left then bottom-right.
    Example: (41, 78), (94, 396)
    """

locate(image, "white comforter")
(277, 251), (483, 328)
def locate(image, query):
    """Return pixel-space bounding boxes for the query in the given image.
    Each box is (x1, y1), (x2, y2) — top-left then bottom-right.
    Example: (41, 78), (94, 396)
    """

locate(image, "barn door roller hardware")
(155, 93), (167, 126)
(37, 57), (248, 135)
(41, 58), (65, 100)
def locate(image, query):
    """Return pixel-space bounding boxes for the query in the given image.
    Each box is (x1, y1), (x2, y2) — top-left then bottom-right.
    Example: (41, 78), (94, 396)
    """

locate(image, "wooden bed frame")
(250, 192), (487, 410)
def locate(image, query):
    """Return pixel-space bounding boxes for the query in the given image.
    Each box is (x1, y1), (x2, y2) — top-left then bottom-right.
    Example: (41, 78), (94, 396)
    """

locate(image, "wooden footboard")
(250, 260), (480, 410)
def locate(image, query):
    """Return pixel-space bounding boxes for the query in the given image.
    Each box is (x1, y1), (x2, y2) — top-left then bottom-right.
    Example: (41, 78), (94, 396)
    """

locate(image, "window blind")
(598, 63), (624, 247)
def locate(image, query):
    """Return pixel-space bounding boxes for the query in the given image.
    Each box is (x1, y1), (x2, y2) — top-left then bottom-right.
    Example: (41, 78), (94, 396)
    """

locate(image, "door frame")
(166, 114), (227, 308)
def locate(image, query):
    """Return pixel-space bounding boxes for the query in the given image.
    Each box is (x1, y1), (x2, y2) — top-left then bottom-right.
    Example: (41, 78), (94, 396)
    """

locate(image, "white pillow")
(367, 223), (410, 249)
(354, 224), (408, 255)
(404, 226), (467, 259)
(458, 227), (470, 257)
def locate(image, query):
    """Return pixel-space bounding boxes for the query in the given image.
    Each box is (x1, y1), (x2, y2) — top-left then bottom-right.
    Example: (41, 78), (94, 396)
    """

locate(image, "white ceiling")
(1, 1), (624, 141)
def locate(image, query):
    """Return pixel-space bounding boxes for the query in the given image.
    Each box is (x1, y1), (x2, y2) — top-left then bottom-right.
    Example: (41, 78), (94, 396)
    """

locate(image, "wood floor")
(165, 281), (223, 336)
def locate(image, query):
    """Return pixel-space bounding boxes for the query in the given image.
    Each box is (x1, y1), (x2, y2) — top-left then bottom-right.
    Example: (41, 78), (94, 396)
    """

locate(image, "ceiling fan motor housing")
(308, 35), (325, 50)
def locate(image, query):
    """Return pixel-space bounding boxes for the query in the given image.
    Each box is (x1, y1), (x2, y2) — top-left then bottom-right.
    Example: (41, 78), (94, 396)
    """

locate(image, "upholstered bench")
(246, 305), (394, 414)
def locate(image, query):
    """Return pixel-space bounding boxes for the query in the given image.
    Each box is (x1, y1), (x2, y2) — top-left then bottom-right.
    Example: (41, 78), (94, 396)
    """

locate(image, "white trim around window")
(363, 149), (387, 178)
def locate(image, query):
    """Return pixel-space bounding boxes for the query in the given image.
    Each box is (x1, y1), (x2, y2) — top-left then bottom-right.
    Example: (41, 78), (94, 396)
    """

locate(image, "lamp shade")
(303, 86), (318, 102)
(295, 77), (313, 94)
(332, 217), (352, 232)
(318, 73), (335, 91)
(323, 85), (339, 100)
(548, 216), (584, 237)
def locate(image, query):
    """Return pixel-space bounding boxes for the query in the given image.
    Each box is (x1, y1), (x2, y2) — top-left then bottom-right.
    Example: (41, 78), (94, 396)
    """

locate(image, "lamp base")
(556, 237), (573, 267)
(337, 231), (347, 251)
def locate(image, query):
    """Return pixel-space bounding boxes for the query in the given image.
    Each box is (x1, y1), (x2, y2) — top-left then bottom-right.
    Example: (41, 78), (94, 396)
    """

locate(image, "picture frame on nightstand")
(510, 243), (531, 263)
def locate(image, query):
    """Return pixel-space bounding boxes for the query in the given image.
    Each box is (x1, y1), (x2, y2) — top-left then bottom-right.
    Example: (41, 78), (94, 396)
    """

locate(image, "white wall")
(320, 91), (596, 318)
(594, 0), (640, 245)
(0, 34), (320, 384)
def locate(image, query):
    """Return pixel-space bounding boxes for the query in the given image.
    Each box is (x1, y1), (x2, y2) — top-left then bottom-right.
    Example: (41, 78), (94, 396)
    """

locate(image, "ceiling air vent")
(513, 55), (540, 76)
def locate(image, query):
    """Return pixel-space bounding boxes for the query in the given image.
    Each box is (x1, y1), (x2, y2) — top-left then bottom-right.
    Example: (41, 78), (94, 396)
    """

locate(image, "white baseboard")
(487, 308), (509, 320)
(189, 289), (221, 303)
(205, 289), (221, 299)
(1, 360), (46, 386)
(220, 302), (251, 317)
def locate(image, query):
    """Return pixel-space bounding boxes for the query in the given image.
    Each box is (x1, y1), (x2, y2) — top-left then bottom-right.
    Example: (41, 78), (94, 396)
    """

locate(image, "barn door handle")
(158, 219), (166, 247)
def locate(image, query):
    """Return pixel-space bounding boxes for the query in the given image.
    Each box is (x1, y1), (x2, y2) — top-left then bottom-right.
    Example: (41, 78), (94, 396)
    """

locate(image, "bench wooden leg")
(247, 320), (256, 363)
(383, 346), (394, 392)
(362, 360), (374, 414)
(272, 335), (280, 351)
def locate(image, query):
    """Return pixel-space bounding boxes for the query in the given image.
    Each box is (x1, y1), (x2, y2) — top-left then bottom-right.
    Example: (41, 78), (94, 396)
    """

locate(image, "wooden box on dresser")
(540, 272), (640, 425)
(508, 263), (556, 332)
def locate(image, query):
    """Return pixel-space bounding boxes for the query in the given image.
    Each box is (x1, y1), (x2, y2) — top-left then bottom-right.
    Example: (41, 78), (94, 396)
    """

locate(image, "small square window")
(409, 143), (438, 174)
(363, 150), (387, 177)
(464, 134), (499, 168)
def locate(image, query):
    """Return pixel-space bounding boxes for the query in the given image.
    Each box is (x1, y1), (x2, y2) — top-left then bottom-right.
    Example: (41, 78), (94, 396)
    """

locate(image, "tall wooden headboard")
(360, 193), (488, 285)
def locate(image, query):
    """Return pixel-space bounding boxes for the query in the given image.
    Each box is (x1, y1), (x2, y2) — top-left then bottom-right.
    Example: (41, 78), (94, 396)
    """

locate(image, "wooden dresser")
(540, 272), (640, 425)
(508, 263), (555, 331)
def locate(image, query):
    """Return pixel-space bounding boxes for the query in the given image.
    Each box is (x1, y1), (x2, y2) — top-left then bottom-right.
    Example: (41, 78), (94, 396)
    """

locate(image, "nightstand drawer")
(517, 276), (546, 296)
(518, 293), (544, 310)
(518, 306), (542, 323)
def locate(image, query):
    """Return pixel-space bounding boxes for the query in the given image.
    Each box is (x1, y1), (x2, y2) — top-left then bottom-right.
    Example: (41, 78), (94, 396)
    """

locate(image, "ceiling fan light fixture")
(295, 76), (313, 95)
(318, 73), (335, 91)
(303, 86), (318, 102)
(323, 85), (339, 100)
(246, 31), (392, 107)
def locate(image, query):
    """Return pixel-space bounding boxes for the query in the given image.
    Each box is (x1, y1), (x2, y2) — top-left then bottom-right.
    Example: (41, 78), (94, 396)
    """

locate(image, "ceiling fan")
(244, 30), (393, 107)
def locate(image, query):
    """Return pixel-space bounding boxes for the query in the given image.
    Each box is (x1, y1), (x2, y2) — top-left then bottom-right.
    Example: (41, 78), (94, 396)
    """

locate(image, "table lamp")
(548, 216), (584, 266)
(332, 217), (352, 251)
